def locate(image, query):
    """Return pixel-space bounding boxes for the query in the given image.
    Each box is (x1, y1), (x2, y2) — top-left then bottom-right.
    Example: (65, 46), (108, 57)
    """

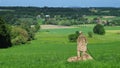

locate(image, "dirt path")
(41, 25), (75, 29)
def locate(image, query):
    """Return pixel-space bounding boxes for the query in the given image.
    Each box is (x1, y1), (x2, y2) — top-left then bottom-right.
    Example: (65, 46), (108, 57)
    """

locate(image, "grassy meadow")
(0, 25), (120, 68)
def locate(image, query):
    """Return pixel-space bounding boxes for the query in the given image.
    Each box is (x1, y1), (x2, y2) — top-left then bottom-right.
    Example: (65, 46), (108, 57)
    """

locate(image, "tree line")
(0, 7), (120, 18)
(1, 6), (120, 26)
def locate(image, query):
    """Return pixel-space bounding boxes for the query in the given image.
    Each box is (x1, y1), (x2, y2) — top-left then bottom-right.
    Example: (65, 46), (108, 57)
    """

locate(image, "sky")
(0, 0), (120, 7)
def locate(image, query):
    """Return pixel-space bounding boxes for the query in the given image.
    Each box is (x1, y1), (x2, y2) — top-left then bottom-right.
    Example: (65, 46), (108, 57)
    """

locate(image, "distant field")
(0, 25), (120, 68)
(85, 15), (120, 21)
(41, 25), (76, 29)
(0, 9), (14, 12)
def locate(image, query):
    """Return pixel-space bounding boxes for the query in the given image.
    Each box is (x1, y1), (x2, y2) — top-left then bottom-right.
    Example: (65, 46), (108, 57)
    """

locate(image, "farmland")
(0, 25), (120, 68)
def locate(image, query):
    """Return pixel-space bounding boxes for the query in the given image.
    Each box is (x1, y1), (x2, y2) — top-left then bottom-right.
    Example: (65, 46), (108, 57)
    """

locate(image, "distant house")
(45, 15), (50, 18)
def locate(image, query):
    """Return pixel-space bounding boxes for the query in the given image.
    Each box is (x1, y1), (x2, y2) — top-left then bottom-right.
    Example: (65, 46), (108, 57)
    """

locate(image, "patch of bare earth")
(41, 25), (75, 29)
(106, 30), (120, 33)
(103, 16), (116, 18)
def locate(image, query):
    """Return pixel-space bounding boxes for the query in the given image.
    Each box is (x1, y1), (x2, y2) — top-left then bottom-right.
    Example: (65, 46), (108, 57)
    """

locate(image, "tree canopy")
(0, 17), (12, 48)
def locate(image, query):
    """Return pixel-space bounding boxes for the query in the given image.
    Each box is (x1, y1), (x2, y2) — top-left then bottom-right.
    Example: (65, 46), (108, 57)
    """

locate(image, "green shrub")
(20, 21), (36, 41)
(35, 24), (40, 32)
(75, 31), (79, 36)
(58, 20), (72, 26)
(0, 17), (12, 48)
(93, 24), (105, 35)
(11, 27), (28, 45)
(68, 31), (79, 42)
(88, 31), (93, 38)
(28, 27), (36, 40)
(68, 34), (78, 42)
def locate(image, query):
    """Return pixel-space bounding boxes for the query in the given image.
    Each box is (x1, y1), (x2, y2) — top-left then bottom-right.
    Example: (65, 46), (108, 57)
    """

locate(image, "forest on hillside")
(0, 7), (120, 17)
(0, 7), (120, 26)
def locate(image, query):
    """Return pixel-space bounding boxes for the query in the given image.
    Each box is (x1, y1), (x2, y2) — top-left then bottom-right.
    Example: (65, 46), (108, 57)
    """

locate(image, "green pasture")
(0, 26), (120, 68)
(86, 15), (120, 21)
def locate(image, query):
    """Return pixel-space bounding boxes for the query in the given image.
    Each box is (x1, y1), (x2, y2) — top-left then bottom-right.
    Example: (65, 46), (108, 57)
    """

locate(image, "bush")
(11, 27), (29, 45)
(68, 31), (79, 42)
(75, 31), (79, 36)
(20, 21), (36, 41)
(93, 24), (105, 35)
(88, 31), (93, 38)
(28, 27), (36, 40)
(58, 20), (72, 26)
(68, 34), (78, 42)
(35, 24), (40, 32)
(0, 17), (12, 48)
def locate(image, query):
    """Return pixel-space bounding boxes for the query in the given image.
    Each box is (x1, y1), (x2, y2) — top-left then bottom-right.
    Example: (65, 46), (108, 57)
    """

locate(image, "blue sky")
(0, 0), (120, 7)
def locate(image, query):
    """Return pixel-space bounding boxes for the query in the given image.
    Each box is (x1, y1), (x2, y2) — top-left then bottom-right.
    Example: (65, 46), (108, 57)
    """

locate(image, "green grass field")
(0, 26), (120, 68)
(85, 15), (120, 21)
